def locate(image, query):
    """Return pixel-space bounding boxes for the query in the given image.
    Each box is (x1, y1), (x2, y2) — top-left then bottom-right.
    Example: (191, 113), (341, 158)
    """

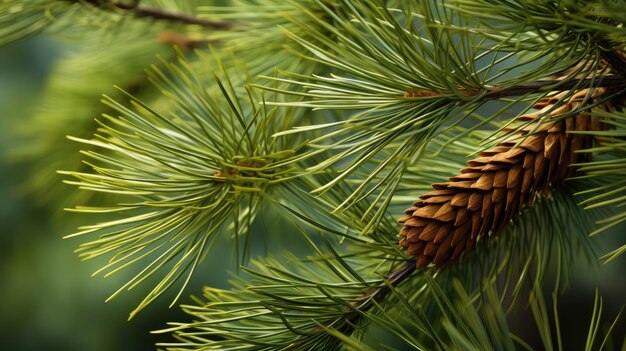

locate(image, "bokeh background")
(0, 35), (624, 351)
(0, 35), (238, 351)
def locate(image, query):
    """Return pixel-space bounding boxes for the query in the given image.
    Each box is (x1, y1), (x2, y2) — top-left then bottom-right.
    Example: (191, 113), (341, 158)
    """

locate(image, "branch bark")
(479, 75), (624, 100)
(331, 261), (418, 332)
(405, 75), (626, 100)
(287, 260), (418, 350)
(85, 0), (234, 29)
(601, 50), (626, 77)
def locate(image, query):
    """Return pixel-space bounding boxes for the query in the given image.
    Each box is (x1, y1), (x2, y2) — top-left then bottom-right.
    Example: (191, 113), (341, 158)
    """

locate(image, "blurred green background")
(0, 35), (624, 351)
(0, 36), (237, 351)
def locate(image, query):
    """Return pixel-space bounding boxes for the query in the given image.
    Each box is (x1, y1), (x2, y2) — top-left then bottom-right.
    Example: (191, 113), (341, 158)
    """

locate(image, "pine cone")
(399, 88), (608, 269)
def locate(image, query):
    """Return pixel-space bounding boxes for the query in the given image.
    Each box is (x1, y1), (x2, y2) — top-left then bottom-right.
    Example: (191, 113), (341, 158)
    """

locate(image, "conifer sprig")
(83, 0), (233, 28)
(54, 0), (334, 318)
(157, 253), (410, 351)
(1, 0), (624, 349)
(157, 186), (607, 350)
(61, 56), (305, 318)
(261, 0), (614, 215)
(0, 0), (223, 46)
(278, 147), (605, 325)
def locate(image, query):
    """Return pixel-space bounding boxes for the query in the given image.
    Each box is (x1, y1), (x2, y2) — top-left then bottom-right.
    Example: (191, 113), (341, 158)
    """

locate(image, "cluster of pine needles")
(2, 0), (625, 350)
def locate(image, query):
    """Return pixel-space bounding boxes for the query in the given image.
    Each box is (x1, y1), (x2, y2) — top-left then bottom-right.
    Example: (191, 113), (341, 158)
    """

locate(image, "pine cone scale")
(400, 88), (608, 269)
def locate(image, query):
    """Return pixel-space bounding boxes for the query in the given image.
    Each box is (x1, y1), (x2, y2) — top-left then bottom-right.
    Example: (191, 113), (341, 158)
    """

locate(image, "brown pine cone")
(399, 88), (608, 269)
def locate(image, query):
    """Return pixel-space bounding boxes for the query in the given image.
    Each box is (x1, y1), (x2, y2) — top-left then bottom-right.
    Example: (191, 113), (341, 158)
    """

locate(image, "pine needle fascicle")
(56, 0), (338, 318)
(61, 55), (305, 318)
(157, 250), (407, 351)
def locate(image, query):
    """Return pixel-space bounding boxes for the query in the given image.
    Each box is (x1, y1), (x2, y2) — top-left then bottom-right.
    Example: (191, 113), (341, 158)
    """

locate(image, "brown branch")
(287, 260), (418, 349)
(479, 75), (625, 100)
(130, 6), (232, 29)
(334, 261), (417, 329)
(357, 260), (417, 307)
(405, 75), (625, 100)
(84, 0), (234, 29)
(601, 50), (626, 77)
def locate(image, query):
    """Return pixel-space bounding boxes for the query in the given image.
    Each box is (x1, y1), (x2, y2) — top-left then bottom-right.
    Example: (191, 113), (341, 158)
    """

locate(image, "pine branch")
(283, 156), (605, 315)
(84, 0), (234, 28)
(0, 0), (237, 47)
(262, 0), (620, 218)
(57, 0), (331, 318)
(405, 75), (626, 101)
(305, 260), (417, 343)
(280, 262), (417, 350)
(158, 251), (395, 351)
(61, 55), (309, 318)
(160, 175), (607, 350)
(600, 50), (626, 77)
(17, 0), (622, 348)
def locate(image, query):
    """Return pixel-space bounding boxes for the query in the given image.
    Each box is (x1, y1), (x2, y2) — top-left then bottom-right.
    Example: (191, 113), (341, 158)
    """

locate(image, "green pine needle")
(257, 0), (601, 214)
(61, 55), (305, 318)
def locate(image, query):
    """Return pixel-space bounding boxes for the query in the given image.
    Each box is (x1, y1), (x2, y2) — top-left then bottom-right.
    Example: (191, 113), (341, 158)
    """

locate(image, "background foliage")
(0, 1), (625, 350)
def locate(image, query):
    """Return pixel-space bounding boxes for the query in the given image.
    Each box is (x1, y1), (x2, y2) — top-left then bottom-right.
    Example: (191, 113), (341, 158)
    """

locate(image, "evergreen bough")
(3, 0), (626, 349)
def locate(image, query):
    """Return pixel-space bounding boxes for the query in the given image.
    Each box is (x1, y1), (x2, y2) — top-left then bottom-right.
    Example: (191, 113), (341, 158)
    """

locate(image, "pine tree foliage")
(0, 0), (230, 46)
(575, 107), (626, 261)
(60, 54), (312, 318)
(10, 25), (177, 207)
(2, 0), (625, 349)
